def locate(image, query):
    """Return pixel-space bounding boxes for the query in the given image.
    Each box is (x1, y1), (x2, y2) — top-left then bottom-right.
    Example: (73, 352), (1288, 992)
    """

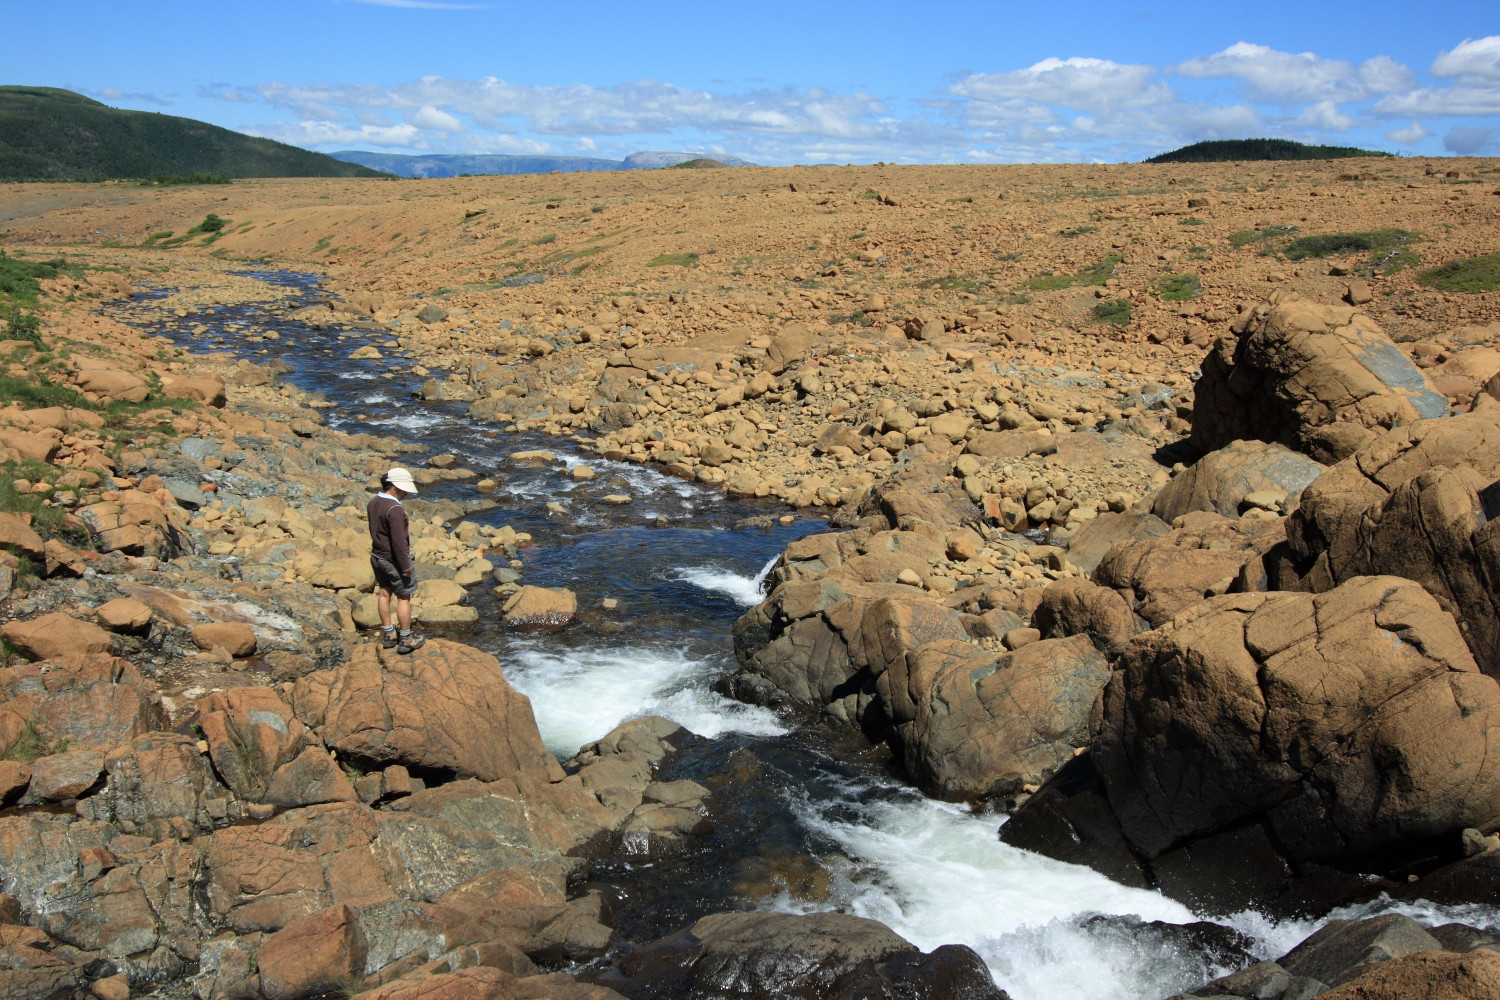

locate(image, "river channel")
(123, 271), (1499, 1000)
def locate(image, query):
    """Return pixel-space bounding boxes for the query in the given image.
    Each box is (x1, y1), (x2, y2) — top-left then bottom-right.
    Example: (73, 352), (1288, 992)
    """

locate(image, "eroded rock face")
(1286, 406), (1500, 674)
(893, 635), (1109, 801)
(1005, 576), (1500, 916)
(1099, 578), (1500, 863)
(291, 639), (564, 784)
(595, 911), (1009, 1000)
(1092, 511), (1285, 627)
(1192, 293), (1447, 463)
(1152, 439), (1325, 523)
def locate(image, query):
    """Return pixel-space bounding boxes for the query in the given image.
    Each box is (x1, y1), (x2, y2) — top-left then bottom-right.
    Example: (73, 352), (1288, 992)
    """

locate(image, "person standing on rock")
(368, 467), (425, 654)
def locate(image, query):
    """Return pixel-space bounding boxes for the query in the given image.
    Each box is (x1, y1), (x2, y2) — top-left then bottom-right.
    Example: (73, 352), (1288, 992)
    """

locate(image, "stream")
(124, 271), (1500, 1000)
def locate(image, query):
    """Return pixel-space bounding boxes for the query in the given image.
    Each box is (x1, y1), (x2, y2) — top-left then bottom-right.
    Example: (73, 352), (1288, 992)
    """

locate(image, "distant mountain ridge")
(1146, 138), (1393, 164)
(0, 86), (386, 181)
(330, 149), (755, 178)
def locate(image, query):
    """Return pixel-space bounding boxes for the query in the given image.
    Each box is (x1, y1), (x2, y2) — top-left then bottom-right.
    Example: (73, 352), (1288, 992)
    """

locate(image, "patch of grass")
(997, 291), (1032, 305)
(534, 233), (557, 245)
(141, 230), (174, 246)
(0, 374), (92, 410)
(1154, 273), (1203, 302)
(1092, 298), (1133, 326)
(1179, 217), (1205, 226)
(647, 252), (699, 267)
(143, 173), (231, 186)
(0, 721), (71, 763)
(1416, 252), (1500, 293)
(1279, 228), (1419, 261)
(1058, 225), (1098, 238)
(1075, 254), (1125, 286)
(858, 189), (881, 200)
(1228, 224), (1297, 248)
(916, 275), (984, 293)
(313, 235), (332, 252)
(591, 205), (606, 213)
(0, 252), (83, 306)
(1027, 271), (1074, 291)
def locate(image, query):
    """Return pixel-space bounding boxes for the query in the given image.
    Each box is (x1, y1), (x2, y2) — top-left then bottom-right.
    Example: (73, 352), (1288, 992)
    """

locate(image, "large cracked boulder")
(291, 640), (564, 784)
(0, 654), (164, 758)
(196, 687), (355, 809)
(1092, 511), (1285, 627)
(1006, 576), (1500, 913)
(1152, 439), (1325, 522)
(595, 911), (1008, 1000)
(892, 634), (1110, 800)
(1286, 406), (1500, 674)
(1192, 292), (1448, 463)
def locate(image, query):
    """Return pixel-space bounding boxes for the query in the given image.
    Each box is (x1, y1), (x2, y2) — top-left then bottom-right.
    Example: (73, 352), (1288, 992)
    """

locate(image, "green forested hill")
(1146, 138), (1393, 164)
(0, 86), (387, 181)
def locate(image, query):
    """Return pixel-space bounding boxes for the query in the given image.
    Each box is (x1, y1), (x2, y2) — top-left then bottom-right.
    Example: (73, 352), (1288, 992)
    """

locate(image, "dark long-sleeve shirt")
(368, 493), (412, 574)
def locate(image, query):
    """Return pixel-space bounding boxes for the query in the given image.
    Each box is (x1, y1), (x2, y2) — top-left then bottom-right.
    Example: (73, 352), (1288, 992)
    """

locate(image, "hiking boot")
(397, 633), (426, 655)
(381, 630), (398, 649)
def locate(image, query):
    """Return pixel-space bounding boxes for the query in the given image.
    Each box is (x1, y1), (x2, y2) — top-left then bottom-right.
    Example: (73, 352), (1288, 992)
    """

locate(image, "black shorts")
(371, 554), (417, 598)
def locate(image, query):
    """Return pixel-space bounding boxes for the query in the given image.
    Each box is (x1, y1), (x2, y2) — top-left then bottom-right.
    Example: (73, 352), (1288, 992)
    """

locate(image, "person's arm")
(392, 505), (414, 578)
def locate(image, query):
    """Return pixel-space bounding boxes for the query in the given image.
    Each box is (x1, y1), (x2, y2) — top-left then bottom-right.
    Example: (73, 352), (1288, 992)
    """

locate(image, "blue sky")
(8, 0), (1500, 163)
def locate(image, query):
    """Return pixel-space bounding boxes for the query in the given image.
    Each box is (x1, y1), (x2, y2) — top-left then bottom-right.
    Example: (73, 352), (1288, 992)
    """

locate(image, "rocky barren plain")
(0, 156), (1497, 999)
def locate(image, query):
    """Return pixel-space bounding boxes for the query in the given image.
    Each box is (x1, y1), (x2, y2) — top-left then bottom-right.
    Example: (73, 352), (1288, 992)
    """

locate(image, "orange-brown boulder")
(191, 621), (257, 657)
(257, 903), (367, 1000)
(0, 614), (112, 661)
(290, 640), (563, 784)
(1192, 292), (1448, 463)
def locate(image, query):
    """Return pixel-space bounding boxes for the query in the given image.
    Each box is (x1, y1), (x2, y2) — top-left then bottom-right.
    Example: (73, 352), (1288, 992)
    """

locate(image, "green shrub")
(1155, 273), (1203, 302)
(3, 305), (43, 346)
(1417, 253), (1500, 293)
(1092, 299), (1133, 326)
(533, 233), (557, 245)
(189, 213), (228, 235)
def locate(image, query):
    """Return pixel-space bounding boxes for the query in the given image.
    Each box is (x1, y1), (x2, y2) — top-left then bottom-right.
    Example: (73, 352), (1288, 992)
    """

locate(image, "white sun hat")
(385, 467), (418, 494)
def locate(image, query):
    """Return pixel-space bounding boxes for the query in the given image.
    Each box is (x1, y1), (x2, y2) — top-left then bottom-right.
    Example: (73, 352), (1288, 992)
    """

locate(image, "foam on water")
(777, 778), (1222, 1000)
(503, 641), (786, 755)
(672, 557), (775, 607)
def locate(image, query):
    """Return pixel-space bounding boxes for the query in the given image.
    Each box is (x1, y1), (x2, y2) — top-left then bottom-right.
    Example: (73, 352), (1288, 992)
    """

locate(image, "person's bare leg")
(378, 588), (393, 628)
(397, 596), (413, 632)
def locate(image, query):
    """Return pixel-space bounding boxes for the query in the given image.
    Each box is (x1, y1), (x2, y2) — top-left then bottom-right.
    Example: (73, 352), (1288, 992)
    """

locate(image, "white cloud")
(1359, 55), (1416, 93)
(952, 57), (1169, 116)
(1176, 41), (1409, 104)
(1374, 85), (1500, 117)
(1386, 121), (1430, 144)
(409, 105), (462, 131)
(1444, 126), (1496, 154)
(1432, 36), (1500, 81)
(1293, 99), (1356, 131)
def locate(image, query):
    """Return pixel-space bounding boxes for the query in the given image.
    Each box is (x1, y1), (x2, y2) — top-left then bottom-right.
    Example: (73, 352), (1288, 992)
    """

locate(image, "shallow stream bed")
(127, 271), (1500, 1000)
